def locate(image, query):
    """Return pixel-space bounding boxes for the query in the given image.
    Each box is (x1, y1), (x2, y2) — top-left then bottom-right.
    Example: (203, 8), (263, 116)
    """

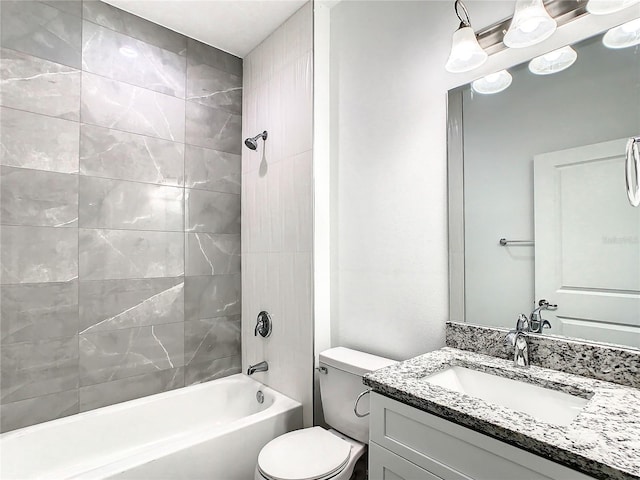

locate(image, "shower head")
(244, 131), (268, 150)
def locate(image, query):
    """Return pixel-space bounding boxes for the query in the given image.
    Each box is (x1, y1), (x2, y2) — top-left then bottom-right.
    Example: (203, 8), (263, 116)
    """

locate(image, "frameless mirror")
(448, 25), (640, 349)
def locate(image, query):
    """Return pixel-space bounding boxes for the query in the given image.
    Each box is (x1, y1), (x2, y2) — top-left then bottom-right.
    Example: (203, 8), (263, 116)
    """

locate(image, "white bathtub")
(0, 374), (302, 480)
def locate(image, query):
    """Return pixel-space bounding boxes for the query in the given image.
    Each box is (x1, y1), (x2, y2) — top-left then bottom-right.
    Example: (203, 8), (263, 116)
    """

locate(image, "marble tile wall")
(0, 0), (242, 432)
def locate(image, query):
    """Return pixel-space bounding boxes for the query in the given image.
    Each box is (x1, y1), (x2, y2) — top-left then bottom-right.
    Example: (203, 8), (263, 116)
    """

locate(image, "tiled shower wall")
(0, 0), (242, 432)
(242, 3), (314, 426)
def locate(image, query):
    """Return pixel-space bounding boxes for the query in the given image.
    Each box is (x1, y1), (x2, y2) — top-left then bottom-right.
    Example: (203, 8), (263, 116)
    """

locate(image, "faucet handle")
(504, 330), (517, 347)
(255, 311), (272, 338)
(537, 299), (558, 310)
(515, 313), (530, 332)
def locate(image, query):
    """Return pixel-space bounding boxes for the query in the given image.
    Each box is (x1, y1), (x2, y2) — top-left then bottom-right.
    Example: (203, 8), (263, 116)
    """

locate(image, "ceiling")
(103, 0), (308, 58)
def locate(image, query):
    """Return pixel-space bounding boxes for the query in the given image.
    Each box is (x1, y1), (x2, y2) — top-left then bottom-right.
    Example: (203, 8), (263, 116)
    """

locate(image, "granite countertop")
(363, 347), (640, 480)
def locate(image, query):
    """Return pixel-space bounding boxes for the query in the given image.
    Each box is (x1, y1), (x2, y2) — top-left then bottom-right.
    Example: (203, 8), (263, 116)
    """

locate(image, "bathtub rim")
(1, 373), (302, 480)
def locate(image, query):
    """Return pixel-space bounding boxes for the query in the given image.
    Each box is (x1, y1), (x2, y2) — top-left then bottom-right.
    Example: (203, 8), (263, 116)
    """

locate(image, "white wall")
(242, 2), (314, 426)
(326, 0), (638, 360)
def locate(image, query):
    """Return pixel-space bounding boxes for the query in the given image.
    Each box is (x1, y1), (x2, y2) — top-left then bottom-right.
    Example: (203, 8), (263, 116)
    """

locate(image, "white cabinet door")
(534, 138), (640, 346)
(369, 442), (442, 480)
(369, 393), (596, 480)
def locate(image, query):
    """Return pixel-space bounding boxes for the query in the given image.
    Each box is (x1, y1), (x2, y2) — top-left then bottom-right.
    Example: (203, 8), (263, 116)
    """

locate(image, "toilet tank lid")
(319, 347), (396, 377)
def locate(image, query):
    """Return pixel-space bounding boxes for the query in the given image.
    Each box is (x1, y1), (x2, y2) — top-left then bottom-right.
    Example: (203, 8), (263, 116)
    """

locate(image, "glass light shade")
(603, 18), (640, 48)
(445, 26), (488, 73)
(528, 46), (578, 75)
(503, 0), (558, 48)
(587, 0), (639, 15)
(471, 70), (513, 94)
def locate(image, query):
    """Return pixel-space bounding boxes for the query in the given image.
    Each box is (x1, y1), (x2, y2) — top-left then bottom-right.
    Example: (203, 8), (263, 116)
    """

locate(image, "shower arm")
(251, 131), (268, 141)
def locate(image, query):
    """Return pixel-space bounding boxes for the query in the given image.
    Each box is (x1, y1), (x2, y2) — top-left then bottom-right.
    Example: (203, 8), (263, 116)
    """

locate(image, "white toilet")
(255, 347), (396, 480)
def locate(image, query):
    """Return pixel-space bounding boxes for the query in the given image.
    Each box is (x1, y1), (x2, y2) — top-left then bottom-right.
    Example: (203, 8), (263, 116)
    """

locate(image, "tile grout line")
(77, 0), (86, 413)
(183, 44), (188, 388)
(2, 165), (183, 191)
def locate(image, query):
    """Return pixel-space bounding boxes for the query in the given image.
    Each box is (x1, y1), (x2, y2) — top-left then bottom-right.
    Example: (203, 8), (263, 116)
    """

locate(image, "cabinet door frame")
(369, 442), (442, 480)
(369, 392), (595, 480)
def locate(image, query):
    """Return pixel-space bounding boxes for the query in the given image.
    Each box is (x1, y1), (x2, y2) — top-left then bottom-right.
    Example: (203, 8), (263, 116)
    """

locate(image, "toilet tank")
(319, 347), (396, 443)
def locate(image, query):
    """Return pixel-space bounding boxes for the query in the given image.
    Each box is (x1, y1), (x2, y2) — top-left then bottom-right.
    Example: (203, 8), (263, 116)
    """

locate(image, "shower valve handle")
(255, 311), (272, 338)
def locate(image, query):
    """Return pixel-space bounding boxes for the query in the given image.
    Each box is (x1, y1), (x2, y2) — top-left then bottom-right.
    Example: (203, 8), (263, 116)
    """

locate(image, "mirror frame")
(446, 9), (640, 345)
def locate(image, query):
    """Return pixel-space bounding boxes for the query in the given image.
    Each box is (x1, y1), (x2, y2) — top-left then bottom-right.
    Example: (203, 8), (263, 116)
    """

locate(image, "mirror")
(448, 25), (640, 349)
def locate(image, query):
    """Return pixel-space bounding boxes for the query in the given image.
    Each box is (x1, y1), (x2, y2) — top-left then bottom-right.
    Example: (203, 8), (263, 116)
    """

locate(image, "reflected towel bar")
(499, 238), (534, 246)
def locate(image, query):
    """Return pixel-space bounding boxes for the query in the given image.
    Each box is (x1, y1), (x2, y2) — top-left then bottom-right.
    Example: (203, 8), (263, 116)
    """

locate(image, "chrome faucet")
(247, 361), (269, 375)
(529, 299), (556, 333)
(504, 314), (530, 368)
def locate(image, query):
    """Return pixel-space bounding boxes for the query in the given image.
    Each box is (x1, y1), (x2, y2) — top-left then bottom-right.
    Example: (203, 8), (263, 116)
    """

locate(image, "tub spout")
(247, 361), (269, 375)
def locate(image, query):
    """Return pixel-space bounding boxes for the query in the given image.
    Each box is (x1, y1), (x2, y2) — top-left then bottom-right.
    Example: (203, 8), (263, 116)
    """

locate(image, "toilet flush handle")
(354, 390), (371, 418)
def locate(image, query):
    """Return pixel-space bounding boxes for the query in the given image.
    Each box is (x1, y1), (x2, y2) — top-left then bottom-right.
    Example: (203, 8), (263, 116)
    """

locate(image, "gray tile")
(81, 72), (185, 142)
(185, 189), (240, 234)
(79, 176), (184, 232)
(185, 315), (240, 366)
(0, 166), (78, 227)
(80, 124), (184, 186)
(185, 233), (240, 276)
(187, 38), (241, 77)
(0, 48), (81, 120)
(79, 277), (183, 334)
(0, 1), (82, 68)
(79, 229), (184, 281)
(79, 367), (183, 412)
(186, 58), (241, 114)
(185, 355), (241, 386)
(82, 21), (186, 98)
(185, 102), (241, 154)
(184, 145), (240, 194)
(184, 274), (241, 322)
(82, 1), (187, 56)
(1, 281), (78, 344)
(1, 336), (78, 403)
(79, 323), (184, 386)
(0, 107), (79, 173)
(42, 1), (82, 17)
(0, 389), (78, 433)
(0, 226), (78, 284)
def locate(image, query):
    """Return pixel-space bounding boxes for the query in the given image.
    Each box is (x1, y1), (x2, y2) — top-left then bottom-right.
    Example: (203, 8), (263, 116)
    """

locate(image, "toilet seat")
(257, 427), (352, 480)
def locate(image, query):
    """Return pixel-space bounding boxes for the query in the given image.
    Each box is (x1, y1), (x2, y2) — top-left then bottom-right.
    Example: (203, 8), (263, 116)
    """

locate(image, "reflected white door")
(534, 138), (640, 347)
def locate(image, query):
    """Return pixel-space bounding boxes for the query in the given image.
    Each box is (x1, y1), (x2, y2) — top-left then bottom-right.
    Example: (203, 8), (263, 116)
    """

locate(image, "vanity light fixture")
(471, 70), (513, 94)
(586, 0), (640, 15)
(445, 0), (488, 73)
(602, 17), (640, 48)
(528, 46), (578, 75)
(504, 0), (558, 48)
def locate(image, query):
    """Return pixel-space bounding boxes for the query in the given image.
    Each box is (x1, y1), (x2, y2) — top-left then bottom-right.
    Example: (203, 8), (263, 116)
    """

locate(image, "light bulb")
(472, 70), (513, 94)
(119, 46), (138, 58)
(504, 0), (557, 48)
(603, 18), (640, 48)
(529, 46), (578, 75)
(587, 0), (640, 15)
(445, 26), (488, 73)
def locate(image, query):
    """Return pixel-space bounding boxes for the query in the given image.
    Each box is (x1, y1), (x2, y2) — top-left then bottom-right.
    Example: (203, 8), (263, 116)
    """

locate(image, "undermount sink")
(423, 366), (590, 426)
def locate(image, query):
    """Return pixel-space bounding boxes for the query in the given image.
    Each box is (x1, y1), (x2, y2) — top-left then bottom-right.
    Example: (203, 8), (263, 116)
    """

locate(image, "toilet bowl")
(254, 348), (396, 480)
(254, 428), (365, 480)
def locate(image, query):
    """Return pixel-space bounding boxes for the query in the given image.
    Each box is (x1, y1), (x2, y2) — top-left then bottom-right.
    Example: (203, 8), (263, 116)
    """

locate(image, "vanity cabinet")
(369, 393), (595, 480)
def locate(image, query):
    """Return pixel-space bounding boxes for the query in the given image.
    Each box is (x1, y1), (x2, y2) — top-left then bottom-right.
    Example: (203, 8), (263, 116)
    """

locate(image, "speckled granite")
(364, 348), (640, 480)
(446, 322), (640, 389)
